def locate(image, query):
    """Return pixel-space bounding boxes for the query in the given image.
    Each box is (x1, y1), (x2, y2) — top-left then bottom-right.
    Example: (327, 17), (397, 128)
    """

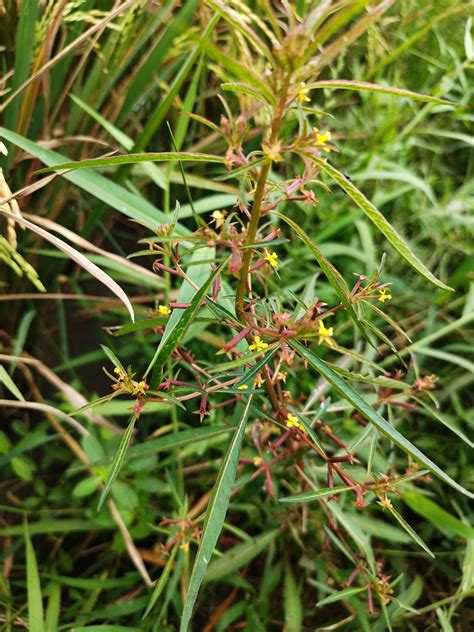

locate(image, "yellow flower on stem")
(297, 82), (311, 103)
(158, 304), (171, 316)
(277, 370), (288, 383)
(132, 380), (147, 396)
(378, 288), (392, 303)
(286, 412), (306, 433)
(264, 249), (279, 270)
(113, 366), (127, 381)
(249, 336), (268, 353)
(254, 374), (265, 388)
(313, 127), (332, 151)
(211, 210), (227, 228)
(237, 384), (249, 390)
(318, 320), (334, 346)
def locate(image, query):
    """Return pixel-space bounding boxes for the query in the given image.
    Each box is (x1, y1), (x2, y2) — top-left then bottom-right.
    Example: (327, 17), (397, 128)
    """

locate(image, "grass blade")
(25, 520), (45, 632)
(288, 339), (472, 498)
(279, 486), (352, 504)
(0, 365), (25, 400)
(311, 157), (452, 291)
(142, 544), (178, 618)
(0, 209), (135, 322)
(180, 396), (253, 631)
(97, 414), (137, 511)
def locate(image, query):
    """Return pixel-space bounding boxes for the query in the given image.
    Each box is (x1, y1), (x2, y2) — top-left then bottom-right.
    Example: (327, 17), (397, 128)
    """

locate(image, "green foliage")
(0, 1), (473, 630)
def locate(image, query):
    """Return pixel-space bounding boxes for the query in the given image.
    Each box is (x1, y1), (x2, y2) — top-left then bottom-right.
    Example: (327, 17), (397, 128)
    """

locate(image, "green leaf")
(143, 544), (178, 618)
(403, 491), (474, 540)
(221, 81), (274, 105)
(310, 157), (453, 291)
(306, 80), (462, 107)
(273, 212), (369, 341)
(278, 486), (352, 504)
(0, 127), (189, 234)
(36, 152), (225, 174)
(97, 414), (137, 511)
(180, 396), (253, 631)
(204, 529), (279, 582)
(45, 583), (60, 632)
(284, 562), (303, 632)
(384, 504), (434, 558)
(288, 339), (472, 498)
(25, 520), (45, 632)
(317, 586), (366, 607)
(0, 365), (25, 400)
(146, 260), (225, 387)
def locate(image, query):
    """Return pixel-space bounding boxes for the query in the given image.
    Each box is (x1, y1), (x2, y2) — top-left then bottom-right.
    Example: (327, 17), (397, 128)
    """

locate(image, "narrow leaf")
(279, 486), (352, 504)
(0, 365), (25, 400)
(180, 396), (253, 631)
(310, 158), (453, 291)
(97, 414), (137, 511)
(306, 80), (462, 107)
(288, 340), (472, 498)
(317, 586), (366, 607)
(403, 491), (474, 540)
(143, 544), (178, 618)
(25, 520), (45, 632)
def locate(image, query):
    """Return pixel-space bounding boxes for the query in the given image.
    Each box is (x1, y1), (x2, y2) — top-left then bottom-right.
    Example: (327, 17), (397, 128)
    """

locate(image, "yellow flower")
(377, 495), (393, 510)
(211, 210), (226, 228)
(318, 320), (334, 345)
(263, 143), (283, 162)
(277, 370), (288, 383)
(378, 288), (392, 303)
(158, 304), (171, 316)
(113, 366), (126, 380)
(132, 380), (147, 396)
(297, 82), (311, 103)
(253, 456), (263, 467)
(249, 336), (268, 353)
(286, 412), (306, 433)
(264, 249), (279, 270)
(237, 384), (249, 390)
(254, 374), (265, 388)
(313, 127), (332, 151)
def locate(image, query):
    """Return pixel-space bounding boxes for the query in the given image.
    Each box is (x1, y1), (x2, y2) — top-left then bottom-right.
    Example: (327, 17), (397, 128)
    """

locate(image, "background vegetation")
(0, 1), (473, 630)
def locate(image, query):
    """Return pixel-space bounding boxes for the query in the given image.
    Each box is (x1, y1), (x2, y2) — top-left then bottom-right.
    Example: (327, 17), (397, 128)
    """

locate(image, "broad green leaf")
(310, 157), (452, 291)
(97, 414), (137, 511)
(143, 544), (178, 618)
(284, 562), (302, 632)
(36, 152), (225, 174)
(180, 396), (253, 631)
(288, 339), (472, 498)
(403, 491), (474, 540)
(204, 529), (278, 582)
(0, 365), (25, 400)
(317, 586), (366, 607)
(25, 520), (45, 632)
(278, 486), (352, 504)
(146, 260), (225, 387)
(273, 212), (369, 341)
(306, 80), (461, 107)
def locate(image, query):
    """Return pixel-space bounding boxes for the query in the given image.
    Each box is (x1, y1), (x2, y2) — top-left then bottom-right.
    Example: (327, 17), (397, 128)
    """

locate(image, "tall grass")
(1, 1), (473, 630)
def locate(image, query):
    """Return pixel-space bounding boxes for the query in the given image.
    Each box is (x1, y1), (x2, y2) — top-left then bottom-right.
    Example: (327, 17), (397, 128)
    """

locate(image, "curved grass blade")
(384, 504), (434, 558)
(310, 157), (453, 291)
(317, 586), (366, 607)
(288, 339), (472, 498)
(273, 212), (370, 342)
(0, 209), (135, 322)
(0, 365), (25, 400)
(306, 80), (462, 107)
(97, 414), (137, 511)
(279, 486), (352, 504)
(403, 491), (474, 540)
(25, 520), (45, 632)
(180, 396), (253, 631)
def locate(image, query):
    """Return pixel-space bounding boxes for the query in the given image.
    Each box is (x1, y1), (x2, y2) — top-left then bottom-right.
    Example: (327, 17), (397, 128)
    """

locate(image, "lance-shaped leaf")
(288, 340), (472, 498)
(180, 396), (253, 631)
(25, 520), (45, 632)
(97, 413), (137, 511)
(310, 157), (452, 291)
(0, 209), (135, 322)
(146, 260), (226, 387)
(273, 212), (370, 341)
(306, 79), (462, 107)
(36, 152), (225, 174)
(279, 486), (352, 504)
